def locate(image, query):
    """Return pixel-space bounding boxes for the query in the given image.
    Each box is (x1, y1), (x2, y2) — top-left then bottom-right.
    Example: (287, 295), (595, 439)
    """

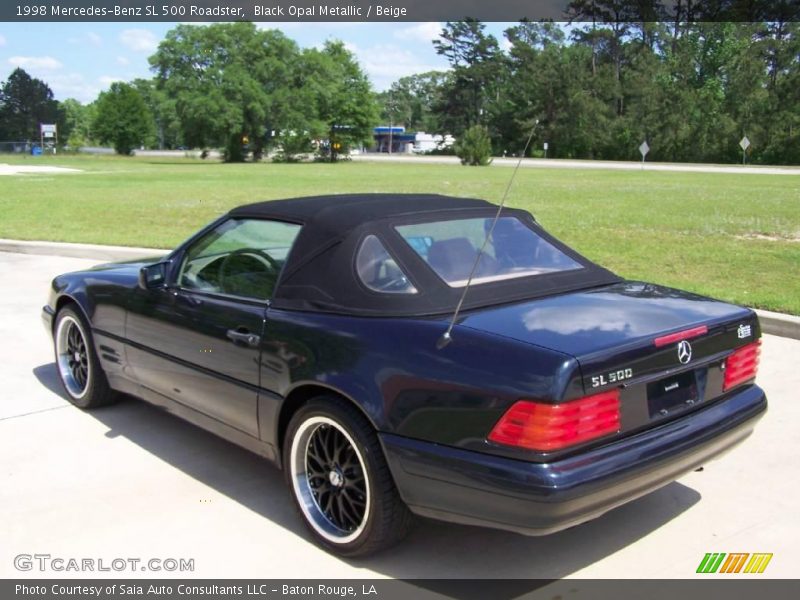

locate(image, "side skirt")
(135, 384), (279, 464)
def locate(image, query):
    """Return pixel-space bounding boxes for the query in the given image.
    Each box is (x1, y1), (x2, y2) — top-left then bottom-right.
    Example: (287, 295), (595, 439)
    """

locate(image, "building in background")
(372, 126), (455, 154)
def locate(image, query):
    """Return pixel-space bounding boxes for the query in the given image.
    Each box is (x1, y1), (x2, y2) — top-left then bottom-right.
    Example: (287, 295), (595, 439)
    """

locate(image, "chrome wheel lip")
(290, 415), (371, 545)
(55, 315), (91, 400)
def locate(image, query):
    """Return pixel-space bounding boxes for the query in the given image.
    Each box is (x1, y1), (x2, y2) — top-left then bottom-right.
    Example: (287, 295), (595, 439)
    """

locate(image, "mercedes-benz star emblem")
(677, 340), (693, 364)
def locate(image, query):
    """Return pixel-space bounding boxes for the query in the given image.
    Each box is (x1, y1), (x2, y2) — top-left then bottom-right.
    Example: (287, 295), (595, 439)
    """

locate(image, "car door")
(125, 217), (302, 437)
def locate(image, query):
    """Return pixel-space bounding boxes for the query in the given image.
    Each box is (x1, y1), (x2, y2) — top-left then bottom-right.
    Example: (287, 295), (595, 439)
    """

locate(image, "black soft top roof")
(228, 194), (620, 317)
(230, 193), (495, 228)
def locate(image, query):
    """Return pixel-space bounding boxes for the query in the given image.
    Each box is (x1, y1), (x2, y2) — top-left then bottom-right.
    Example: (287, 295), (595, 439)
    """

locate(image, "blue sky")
(0, 22), (517, 103)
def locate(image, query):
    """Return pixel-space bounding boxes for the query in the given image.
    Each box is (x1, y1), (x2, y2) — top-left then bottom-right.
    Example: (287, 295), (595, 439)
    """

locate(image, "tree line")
(0, 22), (377, 161)
(379, 18), (799, 164)
(1, 17), (798, 164)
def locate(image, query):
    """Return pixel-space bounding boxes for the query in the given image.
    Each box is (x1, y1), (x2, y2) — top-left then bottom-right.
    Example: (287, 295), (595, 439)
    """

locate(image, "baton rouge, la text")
(282, 584), (378, 597)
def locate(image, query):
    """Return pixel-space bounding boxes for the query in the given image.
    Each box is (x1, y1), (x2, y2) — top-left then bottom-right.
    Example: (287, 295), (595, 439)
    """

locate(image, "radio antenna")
(437, 124), (537, 350)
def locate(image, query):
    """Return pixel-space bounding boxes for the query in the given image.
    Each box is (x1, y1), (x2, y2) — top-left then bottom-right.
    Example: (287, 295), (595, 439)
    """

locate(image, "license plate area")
(647, 370), (698, 418)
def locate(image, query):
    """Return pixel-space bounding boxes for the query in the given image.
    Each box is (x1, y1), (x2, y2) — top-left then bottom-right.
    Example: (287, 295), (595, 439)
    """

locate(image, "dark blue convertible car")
(43, 194), (766, 556)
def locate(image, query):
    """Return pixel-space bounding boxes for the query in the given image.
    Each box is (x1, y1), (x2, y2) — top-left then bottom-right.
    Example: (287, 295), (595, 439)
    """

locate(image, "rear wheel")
(53, 305), (117, 408)
(283, 397), (412, 556)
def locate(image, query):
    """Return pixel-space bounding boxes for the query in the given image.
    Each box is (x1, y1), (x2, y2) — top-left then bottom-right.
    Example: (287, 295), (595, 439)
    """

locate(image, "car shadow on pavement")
(34, 363), (701, 583)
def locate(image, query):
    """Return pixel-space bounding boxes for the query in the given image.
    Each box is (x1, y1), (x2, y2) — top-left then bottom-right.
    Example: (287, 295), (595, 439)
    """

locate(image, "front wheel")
(283, 397), (412, 557)
(53, 305), (117, 408)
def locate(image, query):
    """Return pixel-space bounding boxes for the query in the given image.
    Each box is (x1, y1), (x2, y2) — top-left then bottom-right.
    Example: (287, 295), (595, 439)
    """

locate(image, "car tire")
(53, 305), (118, 409)
(283, 396), (412, 557)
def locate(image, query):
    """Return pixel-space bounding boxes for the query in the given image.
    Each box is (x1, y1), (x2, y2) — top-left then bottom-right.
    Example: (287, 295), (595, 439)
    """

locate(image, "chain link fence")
(0, 141), (59, 154)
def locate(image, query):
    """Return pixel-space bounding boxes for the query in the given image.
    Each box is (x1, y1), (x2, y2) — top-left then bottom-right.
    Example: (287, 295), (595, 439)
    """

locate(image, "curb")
(2, 239), (799, 341)
(754, 309), (800, 341)
(0, 239), (167, 261)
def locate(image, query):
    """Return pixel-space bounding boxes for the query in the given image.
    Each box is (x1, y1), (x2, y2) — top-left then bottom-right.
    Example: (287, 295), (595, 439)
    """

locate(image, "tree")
(433, 19), (505, 136)
(60, 98), (95, 148)
(454, 125), (493, 165)
(150, 23), (300, 162)
(753, 20), (800, 164)
(0, 68), (63, 141)
(500, 21), (614, 159)
(376, 71), (448, 132)
(132, 78), (181, 149)
(93, 82), (155, 155)
(300, 41), (379, 160)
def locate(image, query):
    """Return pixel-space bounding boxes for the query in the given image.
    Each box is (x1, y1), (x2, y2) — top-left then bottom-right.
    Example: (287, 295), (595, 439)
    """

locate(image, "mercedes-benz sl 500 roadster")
(43, 194), (766, 556)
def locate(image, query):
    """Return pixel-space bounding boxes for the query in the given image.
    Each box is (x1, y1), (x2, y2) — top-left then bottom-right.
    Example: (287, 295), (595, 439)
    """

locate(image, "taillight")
(487, 390), (620, 452)
(723, 340), (761, 391)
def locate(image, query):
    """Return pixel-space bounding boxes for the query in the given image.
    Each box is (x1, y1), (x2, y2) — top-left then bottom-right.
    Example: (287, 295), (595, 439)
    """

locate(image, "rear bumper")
(380, 384), (766, 536)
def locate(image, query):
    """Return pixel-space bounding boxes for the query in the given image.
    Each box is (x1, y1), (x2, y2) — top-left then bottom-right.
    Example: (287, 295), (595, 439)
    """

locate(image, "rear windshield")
(395, 216), (582, 287)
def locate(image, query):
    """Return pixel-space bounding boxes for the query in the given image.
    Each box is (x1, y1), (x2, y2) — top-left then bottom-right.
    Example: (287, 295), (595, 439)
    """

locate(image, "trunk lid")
(457, 281), (760, 439)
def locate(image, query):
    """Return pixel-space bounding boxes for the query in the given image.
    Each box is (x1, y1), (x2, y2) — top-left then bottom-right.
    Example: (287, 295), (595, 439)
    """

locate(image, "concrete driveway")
(1, 251), (797, 579)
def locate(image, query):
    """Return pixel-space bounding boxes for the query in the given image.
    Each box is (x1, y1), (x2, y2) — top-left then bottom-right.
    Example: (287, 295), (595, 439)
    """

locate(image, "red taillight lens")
(487, 390), (620, 452)
(723, 340), (761, 391)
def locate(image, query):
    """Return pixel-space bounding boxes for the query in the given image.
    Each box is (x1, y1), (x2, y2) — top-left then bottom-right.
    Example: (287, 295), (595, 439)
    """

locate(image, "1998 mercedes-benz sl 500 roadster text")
(43, 194), (766, 556)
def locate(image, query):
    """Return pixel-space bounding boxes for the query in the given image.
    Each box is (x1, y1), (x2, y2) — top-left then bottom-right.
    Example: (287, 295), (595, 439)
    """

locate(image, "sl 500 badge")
(591, 368), (633, 388)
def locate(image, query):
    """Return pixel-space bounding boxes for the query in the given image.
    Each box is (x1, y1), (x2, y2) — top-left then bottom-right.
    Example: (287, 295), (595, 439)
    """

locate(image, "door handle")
(226, 328), (261, 348)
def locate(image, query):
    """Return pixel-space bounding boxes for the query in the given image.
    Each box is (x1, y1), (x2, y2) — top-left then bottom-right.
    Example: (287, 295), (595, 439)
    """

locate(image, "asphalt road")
(73, 147), (800, 175)
(352, 154), (800, 175)
(1, 251), (798, 579)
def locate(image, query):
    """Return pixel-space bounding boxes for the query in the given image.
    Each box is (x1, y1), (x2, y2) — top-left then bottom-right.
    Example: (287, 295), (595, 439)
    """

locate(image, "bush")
(454, 125), (493, 166)
(272, 132), (313, 163)
(65, 133), (87, 153)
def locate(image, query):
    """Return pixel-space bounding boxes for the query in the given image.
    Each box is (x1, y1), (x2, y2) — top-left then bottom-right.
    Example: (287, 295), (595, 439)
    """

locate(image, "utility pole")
(388, 92), (394, 155)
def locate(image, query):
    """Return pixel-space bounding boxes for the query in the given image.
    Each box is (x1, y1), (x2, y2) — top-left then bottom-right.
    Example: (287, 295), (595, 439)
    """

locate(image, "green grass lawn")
(2, 153), (799, 314)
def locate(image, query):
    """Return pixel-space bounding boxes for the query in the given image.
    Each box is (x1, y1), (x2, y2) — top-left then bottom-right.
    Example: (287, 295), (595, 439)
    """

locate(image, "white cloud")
(7, 56), (63, 70)
(265, 22), (366, 33)
(116, 56), (130, 66)
(347, 43), (442, 90)
(67, 32), (102, 47)
(394, 22), (443, 44)
(0, 34), (7, 47)
(119, 29), (158, 53)
(19, 72), (128, 104)
(98, 75), (124, 88)
(39, 73), (99, 103)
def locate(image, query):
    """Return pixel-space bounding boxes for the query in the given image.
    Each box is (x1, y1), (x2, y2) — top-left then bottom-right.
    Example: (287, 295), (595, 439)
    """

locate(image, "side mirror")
(139, 262), (168, 289)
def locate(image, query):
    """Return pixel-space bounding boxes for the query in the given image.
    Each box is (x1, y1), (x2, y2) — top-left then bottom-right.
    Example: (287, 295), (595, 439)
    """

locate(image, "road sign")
(639, 141), (649, 168)
(543, 142), (548, 150)
(740, 136), (751, 165)
(40, 124), (57, 134)
(739, 136), (750, 151)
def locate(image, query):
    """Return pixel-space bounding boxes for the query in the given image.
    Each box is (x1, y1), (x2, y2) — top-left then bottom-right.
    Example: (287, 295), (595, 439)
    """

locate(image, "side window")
(179, 218), (301, 300)
(356, 235), (417, 294)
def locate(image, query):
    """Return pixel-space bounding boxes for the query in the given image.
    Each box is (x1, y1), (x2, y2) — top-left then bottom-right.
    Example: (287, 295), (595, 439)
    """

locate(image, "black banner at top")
(3, 0), (800, 23)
